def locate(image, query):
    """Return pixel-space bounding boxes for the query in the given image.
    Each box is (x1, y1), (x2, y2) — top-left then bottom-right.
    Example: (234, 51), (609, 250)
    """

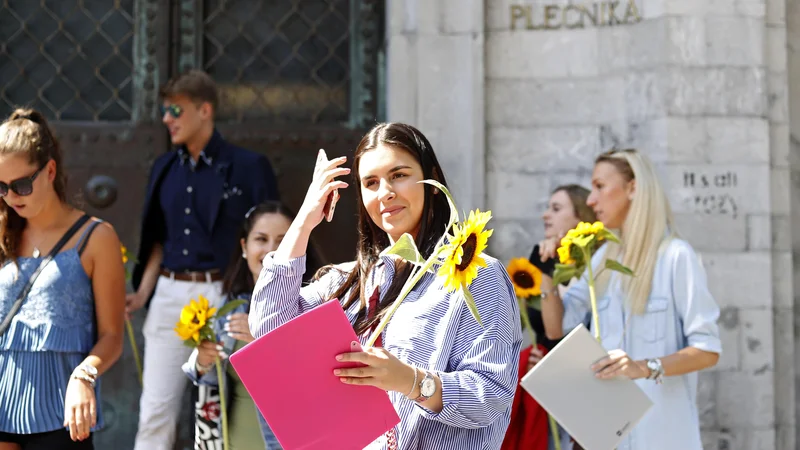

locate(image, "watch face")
(421, 378), (436, 397)
(81, 364), (98, 376)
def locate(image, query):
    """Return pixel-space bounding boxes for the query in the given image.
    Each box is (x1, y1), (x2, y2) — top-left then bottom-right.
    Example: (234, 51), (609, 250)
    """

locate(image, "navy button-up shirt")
(158, 131), (276, 272)
(159, 144), (219, 271)
(132, 129), (280, 299)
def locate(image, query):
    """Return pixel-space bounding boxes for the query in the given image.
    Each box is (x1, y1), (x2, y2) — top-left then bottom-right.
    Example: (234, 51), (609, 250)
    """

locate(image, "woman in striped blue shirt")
(249, 122), (522, 449)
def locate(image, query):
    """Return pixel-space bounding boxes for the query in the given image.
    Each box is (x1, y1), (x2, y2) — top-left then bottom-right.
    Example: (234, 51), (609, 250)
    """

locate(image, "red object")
(500, 344), (549, 450)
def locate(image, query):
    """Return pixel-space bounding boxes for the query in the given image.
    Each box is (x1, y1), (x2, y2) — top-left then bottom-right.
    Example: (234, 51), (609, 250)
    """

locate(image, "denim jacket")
(182, 294), (281, 449)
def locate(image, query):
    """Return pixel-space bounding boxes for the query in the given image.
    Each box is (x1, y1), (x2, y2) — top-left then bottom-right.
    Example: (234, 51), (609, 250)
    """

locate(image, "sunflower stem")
(583, 247), (601, 343)
(215, 356), (230, 450)
(366, 247), (445, 348)
(549, 415), (562, 450)
(125, 318), (143, 386)
(517, 297), (537, 349)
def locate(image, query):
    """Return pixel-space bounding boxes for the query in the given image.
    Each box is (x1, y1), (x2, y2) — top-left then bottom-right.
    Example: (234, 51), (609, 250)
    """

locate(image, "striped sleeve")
(417, 259), (522, 428)
(249, 253), (347, 339)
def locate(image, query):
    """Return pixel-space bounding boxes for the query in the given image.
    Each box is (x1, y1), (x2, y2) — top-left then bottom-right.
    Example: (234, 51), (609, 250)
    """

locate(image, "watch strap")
(72, 373), (96, 388)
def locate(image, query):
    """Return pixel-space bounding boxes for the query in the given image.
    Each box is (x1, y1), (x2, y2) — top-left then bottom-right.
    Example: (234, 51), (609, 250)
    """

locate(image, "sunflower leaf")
(379, 233), (435, 273)
(552, 264), (579, 285)
(462, 287), (484, 327)
(200, 326), (216, 343)
(215, 299), (248, 319)
(605, 259), (635, 276)
(420, 180), (459, 227)
(598, 228), (620, 244)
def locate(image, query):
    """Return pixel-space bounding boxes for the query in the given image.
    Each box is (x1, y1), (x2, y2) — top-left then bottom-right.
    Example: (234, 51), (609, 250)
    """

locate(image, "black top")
(527, 244), (561, 351)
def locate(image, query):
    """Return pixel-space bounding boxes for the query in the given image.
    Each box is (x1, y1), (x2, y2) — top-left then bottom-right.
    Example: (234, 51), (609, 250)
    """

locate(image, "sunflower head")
(506, 258), (542, 298)
(437, 209), (493, 293)
(553, 220), (632, 286)
(175, 294), (217, 345)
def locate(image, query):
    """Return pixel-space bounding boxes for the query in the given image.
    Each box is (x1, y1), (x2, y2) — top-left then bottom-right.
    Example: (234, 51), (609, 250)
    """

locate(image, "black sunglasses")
(0, 166), (45, 197)
(160, 104), (183, 118)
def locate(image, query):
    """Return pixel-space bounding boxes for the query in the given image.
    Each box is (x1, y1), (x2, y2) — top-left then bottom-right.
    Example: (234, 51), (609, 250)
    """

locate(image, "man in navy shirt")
(127, 70), (279, 450)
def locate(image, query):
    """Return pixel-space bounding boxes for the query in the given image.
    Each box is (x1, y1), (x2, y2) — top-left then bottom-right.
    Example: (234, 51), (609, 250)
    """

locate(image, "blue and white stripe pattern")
(0, 249), (102, 434)
(250, 252), (522, 450)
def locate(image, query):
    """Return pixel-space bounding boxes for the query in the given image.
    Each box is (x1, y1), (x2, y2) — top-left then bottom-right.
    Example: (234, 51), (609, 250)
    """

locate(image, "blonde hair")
(595, 149), (678, 315)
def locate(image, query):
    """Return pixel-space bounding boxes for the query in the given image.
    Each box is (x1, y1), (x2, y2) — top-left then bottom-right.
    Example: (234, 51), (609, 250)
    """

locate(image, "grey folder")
(520, 325), (653, 450)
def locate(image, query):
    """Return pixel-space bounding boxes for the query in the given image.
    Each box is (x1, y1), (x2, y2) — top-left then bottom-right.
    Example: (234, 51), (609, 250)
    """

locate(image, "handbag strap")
(0, 213), (92, 337)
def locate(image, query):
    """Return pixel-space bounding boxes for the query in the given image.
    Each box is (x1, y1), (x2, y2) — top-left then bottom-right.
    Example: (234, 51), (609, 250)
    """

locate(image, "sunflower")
(175, 295), (217, 344)
(174, 321), (203, 343)
(438, 209), (493, 293)
(506, 258), (542, 298)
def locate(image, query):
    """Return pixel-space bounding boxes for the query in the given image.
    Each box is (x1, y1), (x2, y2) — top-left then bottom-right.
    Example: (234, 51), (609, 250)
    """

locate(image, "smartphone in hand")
(319, 148), (339, 222)
(324, 189), (339, 222)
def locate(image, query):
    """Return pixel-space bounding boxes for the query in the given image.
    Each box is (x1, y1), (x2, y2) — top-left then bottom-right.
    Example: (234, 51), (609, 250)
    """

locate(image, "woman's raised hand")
(296, 149), (350, 231)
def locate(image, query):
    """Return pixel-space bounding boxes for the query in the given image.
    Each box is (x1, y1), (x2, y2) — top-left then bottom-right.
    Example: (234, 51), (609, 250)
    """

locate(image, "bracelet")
(196, 360), (214, 373)
(540, 287), (560, 300)
(406, 366), (419, 398)
(72, 373), (96, 389)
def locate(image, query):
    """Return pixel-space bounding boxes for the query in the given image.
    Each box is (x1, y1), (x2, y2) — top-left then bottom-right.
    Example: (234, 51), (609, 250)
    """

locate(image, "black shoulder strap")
(0, 213), (91, 337)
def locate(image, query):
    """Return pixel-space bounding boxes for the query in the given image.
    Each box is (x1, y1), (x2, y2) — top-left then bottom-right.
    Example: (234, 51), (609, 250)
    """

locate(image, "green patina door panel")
(0, 0), (383, 448)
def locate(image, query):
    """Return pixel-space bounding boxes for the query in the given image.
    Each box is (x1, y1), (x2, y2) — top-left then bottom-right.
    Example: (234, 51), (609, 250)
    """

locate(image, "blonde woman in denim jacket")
(538, 149), (721, 450)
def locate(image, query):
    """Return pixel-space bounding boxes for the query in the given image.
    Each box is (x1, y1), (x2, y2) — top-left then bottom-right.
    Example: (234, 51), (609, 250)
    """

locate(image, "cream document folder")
(520, 325), (654, 450)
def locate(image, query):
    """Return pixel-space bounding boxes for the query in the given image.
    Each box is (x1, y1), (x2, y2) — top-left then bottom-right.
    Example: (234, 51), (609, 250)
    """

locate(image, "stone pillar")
(385, 0), (487, 210)
(786, 0), (800, 447)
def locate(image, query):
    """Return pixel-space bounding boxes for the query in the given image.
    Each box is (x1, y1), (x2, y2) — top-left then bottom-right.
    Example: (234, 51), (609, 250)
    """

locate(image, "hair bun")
(8, 108), (46, 125)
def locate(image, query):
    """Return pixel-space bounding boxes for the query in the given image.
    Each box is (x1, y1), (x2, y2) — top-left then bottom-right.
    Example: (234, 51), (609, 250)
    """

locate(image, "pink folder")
(229, 300), (401, 450)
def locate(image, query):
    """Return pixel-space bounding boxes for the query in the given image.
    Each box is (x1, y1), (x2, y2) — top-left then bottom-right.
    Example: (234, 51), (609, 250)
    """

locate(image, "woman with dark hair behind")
(182, 201), (323, 450)
(249, 122), (522, 449)
(0, 109), (126, 449)
(502, 184), (596, 450)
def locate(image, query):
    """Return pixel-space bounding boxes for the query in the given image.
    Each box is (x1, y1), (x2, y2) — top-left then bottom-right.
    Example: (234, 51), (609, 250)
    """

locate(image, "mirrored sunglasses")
(160, 104), (183, 118)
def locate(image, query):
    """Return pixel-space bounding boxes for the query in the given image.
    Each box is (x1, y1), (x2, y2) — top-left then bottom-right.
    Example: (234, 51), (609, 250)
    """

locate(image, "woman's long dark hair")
(221, 201), (324, 298)
(0, 109), (68, 265)
(330, 123), (451, 335)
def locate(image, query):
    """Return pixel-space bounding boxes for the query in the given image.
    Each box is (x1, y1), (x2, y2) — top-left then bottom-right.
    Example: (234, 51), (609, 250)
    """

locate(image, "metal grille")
(203, 0), (351, 124)
(0, 0), (135, 121)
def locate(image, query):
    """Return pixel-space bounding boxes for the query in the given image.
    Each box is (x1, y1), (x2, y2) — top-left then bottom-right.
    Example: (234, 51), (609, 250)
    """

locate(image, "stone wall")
(387, 0), (799, 448)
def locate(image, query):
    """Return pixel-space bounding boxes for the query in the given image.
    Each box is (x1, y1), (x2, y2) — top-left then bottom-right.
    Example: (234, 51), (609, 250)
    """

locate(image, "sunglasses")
(160, 104), (183, 118)
(0, 166), (44, 197)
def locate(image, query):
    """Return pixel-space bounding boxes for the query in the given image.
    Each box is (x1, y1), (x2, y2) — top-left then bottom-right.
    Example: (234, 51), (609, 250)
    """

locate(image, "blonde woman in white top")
(538, 148), (721, 450)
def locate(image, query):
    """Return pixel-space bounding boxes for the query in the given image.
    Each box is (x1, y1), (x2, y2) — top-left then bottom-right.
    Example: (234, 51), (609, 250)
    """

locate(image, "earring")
(242, 252), (246, 258)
